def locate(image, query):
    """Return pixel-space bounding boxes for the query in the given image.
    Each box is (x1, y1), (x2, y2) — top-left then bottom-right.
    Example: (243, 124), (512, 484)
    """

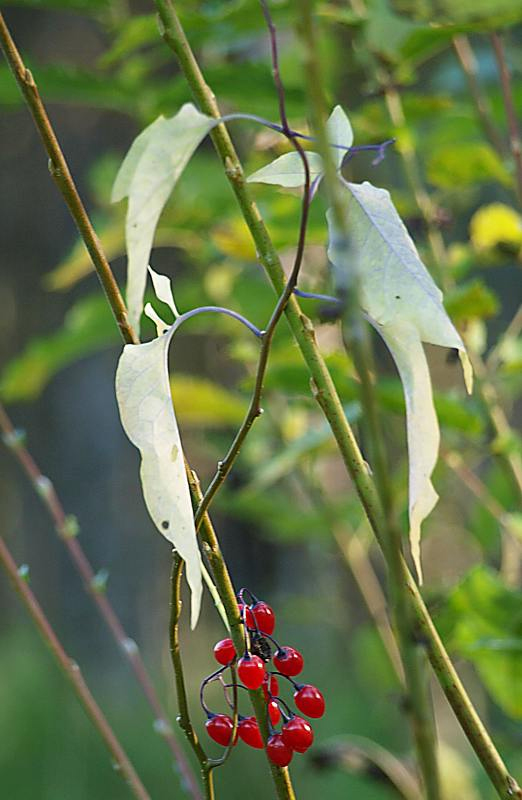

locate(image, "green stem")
(170, 555), (214, 798)
(452, 35), (506, 157)
(297, 4), (440, 798)
(491, 32), (522, 208)
(153, 2), (521, 797)
(187, 470), (296, 800)
(0, 536), (150, 800)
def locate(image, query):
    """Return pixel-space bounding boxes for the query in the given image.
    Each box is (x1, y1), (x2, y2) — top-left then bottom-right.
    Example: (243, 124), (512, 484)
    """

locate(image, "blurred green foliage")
(1, 0), (521, 797)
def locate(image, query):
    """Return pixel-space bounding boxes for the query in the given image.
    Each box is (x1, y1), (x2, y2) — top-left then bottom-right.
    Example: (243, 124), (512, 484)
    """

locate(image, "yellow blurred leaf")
(170, 374), (247, 427)
(44, 223), (184, 291)
(470, 203), (522, 252)
(211, 218), (257, 260)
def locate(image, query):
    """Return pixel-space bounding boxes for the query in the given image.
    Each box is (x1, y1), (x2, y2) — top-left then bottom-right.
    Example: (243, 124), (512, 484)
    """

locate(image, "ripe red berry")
(238, 716), (264, 749)
(267, 733), (293, 767)
(268, 699), (281, 725)
(205, 714), (235, 746)
(213, 638), (236, 666)
(238, 654), (266, 689)
(281, 716), (314, 753)
(273, 647), (304, 677)
(294, 684), (325, 718)
(250, 601), (275, 635)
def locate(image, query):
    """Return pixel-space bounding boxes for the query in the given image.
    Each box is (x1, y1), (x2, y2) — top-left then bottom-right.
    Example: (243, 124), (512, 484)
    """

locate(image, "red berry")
(213, 638), (236, 666)
(250, 601), (275, 635)
(281, 716), (314, 753)
(238, 654), (266, 689)
(238, 716), (264, 749)
(294, 684), (325, 718)
(268, 699), (281, 725)
(273, 647), (304, 677)
(205, 714), (234, 746)
(267, 733), (293, 767)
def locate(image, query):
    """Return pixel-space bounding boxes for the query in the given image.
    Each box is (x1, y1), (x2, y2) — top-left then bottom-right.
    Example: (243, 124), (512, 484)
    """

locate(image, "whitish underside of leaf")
(112, 104), (216, 332)
(327, 180), (472, 581)
(115, 333), (202, 627)
(247, 105), (353, 187)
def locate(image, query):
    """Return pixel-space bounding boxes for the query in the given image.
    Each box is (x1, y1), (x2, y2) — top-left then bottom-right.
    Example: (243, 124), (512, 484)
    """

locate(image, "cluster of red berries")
(203, 590), (325, 768)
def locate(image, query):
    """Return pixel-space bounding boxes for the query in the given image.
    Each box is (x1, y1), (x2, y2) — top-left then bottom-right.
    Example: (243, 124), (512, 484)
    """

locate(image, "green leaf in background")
(426, 142), (511, 189)
(1, 0), (109, 9)
(0, 296), (120, 402)
(444, 280), (499, 322)
(364, 0), (421, 61)
(170, 375), (247, 428)
(437, 0), (522, 25)
(437, 566), (522, 719)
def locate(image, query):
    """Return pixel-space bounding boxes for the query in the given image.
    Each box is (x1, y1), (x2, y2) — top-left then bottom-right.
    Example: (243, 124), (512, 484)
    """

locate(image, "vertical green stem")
(170, 555), (214, 799)
(297, 5), (441, 798)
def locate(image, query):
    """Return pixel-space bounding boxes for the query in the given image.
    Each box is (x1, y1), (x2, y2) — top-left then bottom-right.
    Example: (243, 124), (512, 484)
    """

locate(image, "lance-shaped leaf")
(115, 329), (202, 628)
(112, 104), (216, 331)
(247, 105), (352, 188)
(327, 180), (472, 581)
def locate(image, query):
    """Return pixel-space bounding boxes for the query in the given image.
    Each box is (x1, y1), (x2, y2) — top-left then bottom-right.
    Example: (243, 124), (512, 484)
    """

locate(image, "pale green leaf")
(115, 332), (202, 628)
(247, 151), (324, 187)
(247, 105), (352, 187)
(112, 104), (216, 331)
(327, 181), (472, 580)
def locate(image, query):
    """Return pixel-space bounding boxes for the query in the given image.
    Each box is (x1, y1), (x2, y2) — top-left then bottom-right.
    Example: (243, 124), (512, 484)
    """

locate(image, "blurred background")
(0, 1), (521, 798)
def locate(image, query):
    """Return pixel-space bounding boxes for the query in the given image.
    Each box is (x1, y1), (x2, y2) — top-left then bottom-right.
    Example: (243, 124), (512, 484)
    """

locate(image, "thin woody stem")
(0, 402), (203, 800)
(194, 0), (311, 527)
(0, 536), (150, 800)
(491, 32), (522, 207)
(153, 2), (521, 797)
(0, 13), (137, 346)
(187, 470), (296, 800)
(170, 555), (214, 800)
(452, 35), (506, 156)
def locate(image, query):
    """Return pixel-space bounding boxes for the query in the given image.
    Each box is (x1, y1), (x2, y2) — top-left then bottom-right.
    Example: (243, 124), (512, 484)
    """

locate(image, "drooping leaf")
(115, 330), (202, 628)
(327, 181), (472, 580)
(112, 104), (217, 331)
(247, 105), (352, 187)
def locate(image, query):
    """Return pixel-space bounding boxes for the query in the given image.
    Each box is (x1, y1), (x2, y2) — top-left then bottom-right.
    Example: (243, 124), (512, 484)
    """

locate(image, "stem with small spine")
(0, 401), (203, 800)
(0, 536), (151, 800)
